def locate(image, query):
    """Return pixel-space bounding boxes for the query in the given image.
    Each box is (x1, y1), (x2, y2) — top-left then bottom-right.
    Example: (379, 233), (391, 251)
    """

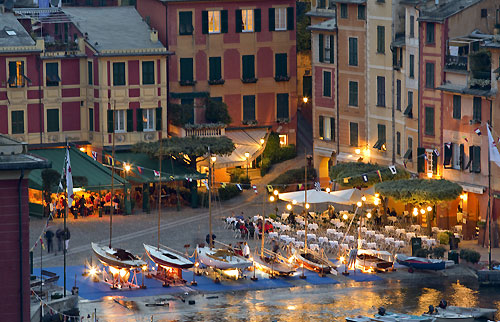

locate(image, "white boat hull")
(443, 306), (496, 320)
(197, 246), (252, 270)
(144, 244), (193, 269)
(91, 242), (146, 269)
(423, 313), (474, 322)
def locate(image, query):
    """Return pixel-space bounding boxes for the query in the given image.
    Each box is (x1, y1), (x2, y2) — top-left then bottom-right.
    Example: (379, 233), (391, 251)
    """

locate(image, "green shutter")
(156, 107), (162, 130)
(417, 147), (425, 173)
(349, 38), (357, 66)
(349, 81), (358, 106)
(243, 95), (255, 121)
(453, 95), (461, 119)
(88, 61), (93, 85)
(329, 35), (334, 63)
(331, 118), (335, 141)
(275, 53), (287, 77)
(11, 110), (24, 134)
(323, 71), (331, 97)
(377, 26), (385, 53)
(142, 61), (155, 85)
(209, 57), (221, 81)
(432, 151), (438, 174)
(287, 7), (294, 30)
(179, 12), (193, 35)
(180, 58), (193, 82)
(350, 122), (358, 146)
(202, 11), (208, 34)
(113, 62), (125, 86)
(107, 110), (114, 133)
(472, 146), (481, 173)
(221, 10), (228, 33)
(47, 109), (59, 132)
(277, 93), (289, 119)
(318, 34), (324, 62)
(269, 8), (275, 31)
(127, 109), (133, 132)
(89, 108), (94, 132)
(136, 108), (143, 132)
(235, 10), (242, 33)
(254, 9), (261, 32)
(319, 116), (324, 138)
(473, 97), (482, 121)
(425, 106), (434, 135)
(409, 55), (414, 77)
(242, 55), (255, 79)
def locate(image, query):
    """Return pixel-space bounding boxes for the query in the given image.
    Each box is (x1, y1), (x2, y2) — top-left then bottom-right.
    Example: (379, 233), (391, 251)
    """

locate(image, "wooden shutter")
(254, 9), (261, 32)
(277, 93), (289, 119)
(126, 109), (133, 132)
(417, 147), (425, 173)
(323, 71), (331, 97)
(221, 10), (228, 33)
(89, 108), (94, 132)
(432, 151), (438, 174)
(329, 35), (334, 63)
(318, 34), (324, 62)
(136, 108), (143, 132)
(202, 11), (208, 34)
(473, 97), (482, 121)
(443, 144), (452, 166)
(269, 8), (275, 31)
(331, 117), (335, 141)
(453, 95), (461, 119)
(319, 116), (324, 138)
(209, 57), (221, 81)
(377, 26), (385, 53)
(235, 10), (242, 33)
(156, 107), (162, 130)
(180, 58), (193, 82)
(242, 55), (255, 79)
(459, 144), (465, 170)
(350, 122), (358, 146)
(287, 7), (294, 30)
(107, 110), (114, 133)
(472, 146), (481, 173)
(243, 95), (255, 121)
(275, 53), (287, 77)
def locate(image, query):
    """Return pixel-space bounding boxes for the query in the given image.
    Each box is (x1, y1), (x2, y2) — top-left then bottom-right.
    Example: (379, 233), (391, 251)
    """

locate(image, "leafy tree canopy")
(205, 99), (232, 125)
(169, 103), (194, 127)
(375, 179), (462, 206)
(329, 162), (410, 188)
(296, 1), (311, 53)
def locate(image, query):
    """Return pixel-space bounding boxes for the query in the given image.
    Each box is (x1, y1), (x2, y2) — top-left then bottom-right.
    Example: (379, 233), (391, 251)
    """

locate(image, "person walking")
(55, 227), (64, 255)
(63, 227), (71, 253)
(45, 229), (54, 254)
(242, 242), (250, 258)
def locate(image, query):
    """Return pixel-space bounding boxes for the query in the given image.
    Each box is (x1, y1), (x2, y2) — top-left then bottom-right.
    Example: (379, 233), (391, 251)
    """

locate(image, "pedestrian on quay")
(55, 227), (64, 255)
(45, 228), (54, 254)
(206, 233), (216, 246)
(63, 227), (71, 253)
(243, 242), (250, 258)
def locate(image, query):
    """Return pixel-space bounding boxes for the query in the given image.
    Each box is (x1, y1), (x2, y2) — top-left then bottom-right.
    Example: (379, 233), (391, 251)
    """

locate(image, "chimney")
(150, 29), (158, 43)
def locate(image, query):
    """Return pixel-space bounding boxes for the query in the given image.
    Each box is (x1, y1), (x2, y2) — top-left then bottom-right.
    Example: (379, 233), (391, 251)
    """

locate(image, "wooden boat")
(196, 246), (252, 270)
(144, 244), (194, 269)
(92, 242), (146, 269)
(396, 254), (446, 271)
(357, 253), (393, 272)
(438, 305), (496, 320)
(293, 249), (337, 275)
(253, 253), (296, 277)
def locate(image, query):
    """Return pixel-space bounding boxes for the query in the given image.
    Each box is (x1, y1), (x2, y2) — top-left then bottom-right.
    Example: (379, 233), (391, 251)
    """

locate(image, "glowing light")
(109, 266), (119, 276)
(142, 265), (148, 271)
(195, 262), (199, 267)
(286, 204), (292, 211)
(119, 269), (127, 278)
(79, 147), (85, 152)
(303, 97), (308, 103)
(288, 255), (295, 264)
(211, 156), (217, 163)
(375, 193), (380, 198)
(326, 187), (331, 193)
(124, 163), (131, 172)
(273, 190), (279, 196)
(222, 269), (240, 279)
(260, 138), (265, 145)
(342, 214), (348, 220)
(245, 152), (250, 159)
(460, 193), (468, 201)
(305, 203), (310, 209)
(361, 196), (366, 202)
(427, 172), (433, 178)
(366, 212), (372, 219)
(339, 256), (345, 263)
(374, 199), (380, 206)
(420, 209), (426, 214)
(269, 196), (275, 202)
(356, 201), (362, 207)
(287, 305), (297, 310)
(413, 208), (418, 216)
(427, 206), (432, 212)
(355, 148), (361, 155)
(89, 266), (97, 276)
(292, 200), (297, 205)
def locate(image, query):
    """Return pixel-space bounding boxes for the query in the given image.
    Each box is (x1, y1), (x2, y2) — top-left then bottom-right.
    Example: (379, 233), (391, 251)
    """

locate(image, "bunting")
(154, 170), (160, 177)
(376, 170), (382, 182)
(91, 151), (97, 161)
(388, 165), (397, 175)
(252, 185), (258, 194)
(266, 185), (273, 193)
(236, 184), (242, 191)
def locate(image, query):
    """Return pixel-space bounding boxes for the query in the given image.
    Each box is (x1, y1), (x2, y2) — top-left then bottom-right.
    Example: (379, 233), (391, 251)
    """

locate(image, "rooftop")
(0, 12), (37, 49)
(418, 0), (483, 22)
(306, 10), (336, 18)
(63, 7), (169, 55)
(437, 83), (497, 97)
(307, 18), (337, 32)
(0, 135), (51, 171)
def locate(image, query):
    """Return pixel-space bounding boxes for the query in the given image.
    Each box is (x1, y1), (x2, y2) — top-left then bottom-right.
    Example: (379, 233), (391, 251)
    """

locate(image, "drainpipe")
(336, 32), (340, 158)
(165, 2), (170, 135)
(18, 169), (25, 322)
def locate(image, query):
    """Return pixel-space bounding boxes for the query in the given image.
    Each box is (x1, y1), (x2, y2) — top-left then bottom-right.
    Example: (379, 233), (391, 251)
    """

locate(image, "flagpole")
(110, 101), (115, 249)
(63, 142), (68, 297)
(157, 137), (162, 250)
(304, 153), (308, 252)
(488, 122), (492, 270)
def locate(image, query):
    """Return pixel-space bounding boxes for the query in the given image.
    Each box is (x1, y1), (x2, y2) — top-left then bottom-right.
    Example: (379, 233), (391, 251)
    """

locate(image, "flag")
(403, 160), (407, 168)
(65, 147), (74, 206)
(343, 177), (349, 184)
(252, 185), (258, 194)
(445, 142), (451, 149)
(362, 174), (368, 182)
(137, 166), (142, 174)
(376, 170), (383, 182)
(91, 151), (97, 161)
(267, 185), (273, 193)
(107, 155), (114, 166)
(389, 165), (397, 175)
(154, 170), (160, 177)
(203, 179), (209, 190)
(433, 149), (440, 157)
(221, 182), (226, 188)
(475, 128), (482, 136)
(314, 182), (321, 191)
(40, 238), (45, 250)
(463, 136), (468, 143)
(487, 126), (500, 167)
(298, 183), (303, 190)
(236, 183), (242, 191)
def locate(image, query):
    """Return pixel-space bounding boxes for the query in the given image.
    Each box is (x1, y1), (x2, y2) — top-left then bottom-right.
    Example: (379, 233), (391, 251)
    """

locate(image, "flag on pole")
(91, 151), (97, 161)
(266, 185), (273, 193)
(389, 165), (397, 175)
(362, 174), (368, 182)
(221, 182), (226, 188)
(65, 147), (74, 206)
(314, 182), (321, 191)
(137, 166), (142, 174)
(203, 179), (209, 190)
(403, 160), (407, 168)
(487, 126), (500, 167)
(463, 136), (468, 143)
(343, 177), (349, 184)
(236, 183), (242, 191)
(154, 170), (160, 177)
(433, 149), (440, 157)
(475, 128), (482, 136)
(298, 183), (303, 190)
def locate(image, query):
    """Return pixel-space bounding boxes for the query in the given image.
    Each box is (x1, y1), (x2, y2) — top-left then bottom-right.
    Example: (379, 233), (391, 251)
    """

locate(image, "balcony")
(445, 55), (468, 71)
(171, 124), (226, 138)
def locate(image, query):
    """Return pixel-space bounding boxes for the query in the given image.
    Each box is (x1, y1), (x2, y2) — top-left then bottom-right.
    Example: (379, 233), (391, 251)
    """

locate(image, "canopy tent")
(328, 188), (376, 205)
(214, 128), (268, 169)
(113, 151), (205, 183)
(278, 189), (341, 205)
(29, 147), (128, 191)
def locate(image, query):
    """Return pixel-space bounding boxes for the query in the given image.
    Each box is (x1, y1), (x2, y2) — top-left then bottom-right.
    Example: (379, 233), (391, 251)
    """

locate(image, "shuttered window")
(180, 58), (193, 82)
(377, 26), (385, 53)
(349, 37), (358, 66)
(376, 76), (385, 107)
(242, 55), (255, 79)
(425, 106), (434, 136)
(349, 81), (358, 106)
(179, 11), (193, 35)
(89, 108), (94, 132)
(396, 79), (401, 111)
(409, 15), (414, 38)
(8, 61), (25, 88)
(409, 54), (414, 78)
(452, 95), (461, 119)
(113, 62), (125, 86)
(209, 57), (222, 81)
(11, 110), (24, 134)
(350, 122), (358, 147)
(396, 132), (401, 156)
(323, 71), (331, 97)
(340, 4), (347, 18)
(243, 95), (256, 121)
(319, 116), (324, 139)
(46, 62), (60, 86)
(276, 93), (289, 119)
(470, 146), (481, 173)
(88, 61), (93, 85)
(426, 22), (435, 44)
(425, 62), (434, 88)
(47, 109), (59, 132)
(473, 97), (482, 121)
(275, 53), (287, 77)
(358, 5), (365, 19)
(142, 61), (155, 85)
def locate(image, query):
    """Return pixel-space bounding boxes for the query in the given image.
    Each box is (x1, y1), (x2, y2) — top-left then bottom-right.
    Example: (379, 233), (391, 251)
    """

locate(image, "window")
(445, 142), (461, 170)
(46, 62), (60, 86)
(143, 108), (155, 131)
(317, 0), (326, 9)
(179, 11), (193, 35)
(275, 53), (288, 78)
(275, 7), (286, 30)
(208, 10), (221, 33)
(209, 57), (222, 81)
(377, 26), (385, 53)
(470, 146), (481, 173)
(396, 131), (401, 156)
(113, 62), (125, 86)
(425, 62), (434, 88)
(142, 61), (155, 85)
(373, 124), (386, 150)
(396, 79), (401, 111)
(425, 106), (434, 135)
(242, 9), (254, 32)
(358, 5), (366, 20)
(180, 58), (194, 82)
(340, 4), (347, 18)
(114, 110), (125, 132)
(319, 116), (335, 141)
(324, 35), (332, 63)
(426, 22), (435, 44)
(318, 34), (334, 63)
(323, 71), (331, 97)
(88, 61), (93, 85)
(279, 134), (288, 146)
(8, 61), (25, 88)
(452, 95), (461, 119)
(481, 8), (487, 18)
(89, 108), (94, 132)
(349, 38), (358, 66)
(46, 109), (59, 132)
(350, 122), (358, 147)
(276, 93), (289, 120)
(242, 55), (255, 80)
(404, 91), (413, 117)
(426, 151), (434, 174)
(404, 137), (413, 160)
(376, 76), (385, 107)
(409, 15), (414, 38)
(349, 81), (358, 106)
(473, 97), (482, 121)
(243, 95), (256, 121)
(11, 110), (24, 134)
(269, 7), (293, 32)
(409, 54), (415, 78)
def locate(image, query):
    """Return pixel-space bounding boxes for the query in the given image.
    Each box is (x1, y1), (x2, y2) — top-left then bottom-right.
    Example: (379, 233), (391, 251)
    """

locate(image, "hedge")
(270, 166), (317, 186)
(375, 179), (462, 205)
(330, 162), (410, 188)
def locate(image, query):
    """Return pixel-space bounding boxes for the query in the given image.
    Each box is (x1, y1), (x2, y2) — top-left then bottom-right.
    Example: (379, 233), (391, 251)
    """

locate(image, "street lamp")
(124, 163), (131, 172)
(269, 196), (275, 202)
(366, 212), (372, 219)
(326, 187), (331, 193)
(286, 204), (292, 211)
(245, 152), (250, 178)
(355, 148), (361, 155)
(260, 138), (265, 145)
(427, 206), (432, 212)
(356, 201), (362, 208)
(303, 97), (308, 104)
(420, 208), (426, 214)
(292, 199), (297, 205)
(273, 190), (279, 196)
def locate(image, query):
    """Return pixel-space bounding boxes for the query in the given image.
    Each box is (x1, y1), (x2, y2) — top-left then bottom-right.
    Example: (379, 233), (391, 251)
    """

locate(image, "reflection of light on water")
(449, 281), (478, 308)
(287, 305), (297, 310)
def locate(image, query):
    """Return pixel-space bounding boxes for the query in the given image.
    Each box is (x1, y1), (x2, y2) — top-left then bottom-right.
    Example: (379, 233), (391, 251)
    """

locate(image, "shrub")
(262, 133), (297, 164)
(260, 157), (272, 176)
(205, 99), (232, 125)
(218, 184), (242, 201)
(270, 166), (317, 186)
(269, 213), (278, 220)
(460, 248), (480, 264)
(459, 248), (469, 260)
(277, 144), (297, 162)
(438, 232), (450, 245)
(414, 248), (429, 258)
(229, 168), (244, 183)
(432, 246), (446, 259)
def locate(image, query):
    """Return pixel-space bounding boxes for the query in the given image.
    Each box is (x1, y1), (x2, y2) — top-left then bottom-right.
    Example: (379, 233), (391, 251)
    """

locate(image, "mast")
(261, 191), (265, 258)
(488, 122), (492, 270)
(304, 153), (308, 252)
(109, 101), (115, 249)
(63, 141), (68, 297)
(208, 147), (213, 248)
(157, 138), (162, 250)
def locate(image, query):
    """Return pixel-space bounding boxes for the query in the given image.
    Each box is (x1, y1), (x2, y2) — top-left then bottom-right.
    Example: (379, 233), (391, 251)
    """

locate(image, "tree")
(205, 99), (232, 125)
(329, 162), (410, 188)
(296, 1), (311, 53)
(168, 103), (194, 126)
(42, 168), (61, 204)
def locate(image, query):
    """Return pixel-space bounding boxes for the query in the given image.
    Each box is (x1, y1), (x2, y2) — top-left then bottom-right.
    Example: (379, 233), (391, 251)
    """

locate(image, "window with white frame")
(279, 134), (287, 146)
(324, 35), (331, 61)
(275, 7), (286, 30)
(143, 108), (155, 131)
(114, 110), (125, 132)
(208, 10), (221, 33)
(242, 9), (254, 32)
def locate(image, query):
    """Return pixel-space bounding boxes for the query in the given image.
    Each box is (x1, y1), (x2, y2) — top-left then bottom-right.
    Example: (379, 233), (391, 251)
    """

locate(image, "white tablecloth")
(385, 226), (395, 232)
(308, 223), (319, 231)
(366, 230), (376, 236)
(410, 225), (421, 231)
(388, 216), (397, 223)
(297, 230), (305, 237)
(329, 240), (339, 247)
(309, 243), (319, 251)
(318, 237), (328, 244)
(307, 233), (317, 241)
(268, 232), (278, 239)
(367, 242), (377, 249)
(375, 234), (385, 240)
(327, 229), (336, 235)
(406, 232), (416, 239)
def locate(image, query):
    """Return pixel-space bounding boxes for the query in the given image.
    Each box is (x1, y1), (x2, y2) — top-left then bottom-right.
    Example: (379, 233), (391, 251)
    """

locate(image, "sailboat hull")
(144, 244), (194, 269)
(293, 250), (336, 274)
(253, 255), (296, 276)
(197, 246), (252, 270)
(92, 242), (146, 270)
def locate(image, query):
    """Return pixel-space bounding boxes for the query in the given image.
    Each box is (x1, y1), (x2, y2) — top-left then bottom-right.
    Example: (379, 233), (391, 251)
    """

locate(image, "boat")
(345, 316), (373, 322)
(422, 312), (474, 322)
(357, 253), (393, 272)
(293, 248), (337, 274)
(436, 302), (496, 320)
(374, 308), (435, 322)
(396, 254), (447, 271)
(253, 253), (296, 277)
(92, 242), (146, 269)
(144, 244), (194, 269)
(196, 246), (253, 270)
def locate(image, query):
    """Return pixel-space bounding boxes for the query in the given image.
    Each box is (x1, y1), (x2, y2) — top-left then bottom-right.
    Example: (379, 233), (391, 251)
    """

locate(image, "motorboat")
(144, 244), (194, 269)
(345, 316), (373, 322)
(396, 254), (447, 271)
(196, 246), (253, 270)
(253, 253), (296, 277)
(357, 253), (393, 272)
(292, 248), (337, 275)
(92, 242), (146, 269)
(422, 312), (473, 322)
(374, 308), (435, 322)
(435, 302), (496, 320)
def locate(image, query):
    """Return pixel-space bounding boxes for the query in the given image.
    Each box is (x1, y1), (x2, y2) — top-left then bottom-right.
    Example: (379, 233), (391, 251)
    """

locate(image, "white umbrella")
(328, 188), (376, 205)
(278, 189), (344, 205)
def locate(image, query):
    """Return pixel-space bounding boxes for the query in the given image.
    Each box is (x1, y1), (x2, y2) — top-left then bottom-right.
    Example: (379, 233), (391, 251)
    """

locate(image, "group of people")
(46, 191), (124, 219)
(44, 226), (71, 255)
(228, 212), (275, 240)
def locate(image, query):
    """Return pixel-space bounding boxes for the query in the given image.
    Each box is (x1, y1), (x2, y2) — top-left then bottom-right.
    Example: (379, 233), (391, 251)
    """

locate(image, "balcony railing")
(445, 55), (468, 71)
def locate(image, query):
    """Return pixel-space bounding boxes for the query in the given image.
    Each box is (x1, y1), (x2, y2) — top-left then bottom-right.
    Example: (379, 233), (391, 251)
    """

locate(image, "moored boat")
(422, 312), (473, 322)
(92, 242), (146, 269)
(396, 254), (446, 271)
(293, 249), (337, 275)
(442, 306), (496, 320)
(357, 253), (393, 272)
(253, 254), (296, 276)
(144, 244), (194, 269)
(375, 308), (435, 322)
(196, 246), (253, 270)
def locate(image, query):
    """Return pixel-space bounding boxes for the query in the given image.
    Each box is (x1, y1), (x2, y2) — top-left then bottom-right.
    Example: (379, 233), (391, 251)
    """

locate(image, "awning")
(459, 183), (485, 194)
(215, 128), (268, 168)
(278, 189), (341, 205)
(328, 188), (376, 205)
(29, 147), (128, 191)
(336, 152), (362, 163)
(113, 151), (205, 182)
(403, 104), (413, 117)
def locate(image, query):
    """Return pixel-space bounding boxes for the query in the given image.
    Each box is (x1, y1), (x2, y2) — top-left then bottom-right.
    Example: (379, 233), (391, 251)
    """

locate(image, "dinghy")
(396, 254), (447, 271)
(196, 246), (252, 270)
(144, 244), (193, 269)
(92, 242), (146, 269)
(293, 248), (337, 274)
(357, 253), (393, 272)
(253, 254), (296, 276)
